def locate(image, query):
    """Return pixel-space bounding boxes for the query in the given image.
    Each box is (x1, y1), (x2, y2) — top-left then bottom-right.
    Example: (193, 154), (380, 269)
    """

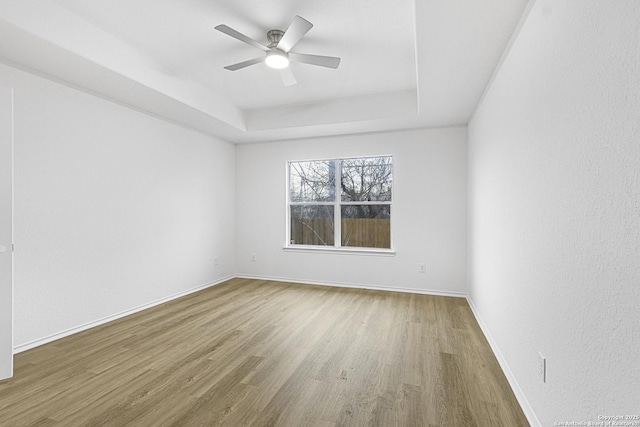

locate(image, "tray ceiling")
(0, 0), (529, 143)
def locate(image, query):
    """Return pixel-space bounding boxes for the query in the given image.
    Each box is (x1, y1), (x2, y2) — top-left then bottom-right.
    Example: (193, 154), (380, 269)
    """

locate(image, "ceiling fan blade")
(215, 25), (270, 52)
(224, 57), (264, 71)
(289, 53), (341, 69)
(279, 68), (297, 86)
(277, 16), (313, 53)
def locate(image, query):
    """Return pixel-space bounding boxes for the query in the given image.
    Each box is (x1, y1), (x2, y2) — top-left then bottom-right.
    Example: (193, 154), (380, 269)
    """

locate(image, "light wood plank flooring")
(0, 278), (529, 426)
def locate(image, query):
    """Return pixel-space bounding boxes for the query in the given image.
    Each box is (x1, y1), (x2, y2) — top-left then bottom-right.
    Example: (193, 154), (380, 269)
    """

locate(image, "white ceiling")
(0, 0), (529, 143)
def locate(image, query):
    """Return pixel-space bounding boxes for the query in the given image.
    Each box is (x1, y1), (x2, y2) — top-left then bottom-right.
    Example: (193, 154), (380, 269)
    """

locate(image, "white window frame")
(285, 156), (395, 255)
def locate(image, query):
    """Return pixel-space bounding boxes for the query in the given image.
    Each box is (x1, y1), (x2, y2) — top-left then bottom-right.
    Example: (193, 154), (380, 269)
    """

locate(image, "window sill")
(283, 246), (396, 256)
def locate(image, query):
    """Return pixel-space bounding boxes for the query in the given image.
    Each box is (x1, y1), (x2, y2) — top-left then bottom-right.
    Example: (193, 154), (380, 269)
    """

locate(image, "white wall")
(468, 1), (640, 424)
(236, 128), (467, 295)
(0, 63), (236, 349)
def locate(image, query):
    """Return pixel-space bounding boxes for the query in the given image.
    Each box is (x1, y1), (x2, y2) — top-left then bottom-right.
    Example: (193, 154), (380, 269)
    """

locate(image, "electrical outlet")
(214, 257), (219, 266)
(251, 253), (256, 262)
(538, 352), (546, 383)
(419, 263), (426, 273)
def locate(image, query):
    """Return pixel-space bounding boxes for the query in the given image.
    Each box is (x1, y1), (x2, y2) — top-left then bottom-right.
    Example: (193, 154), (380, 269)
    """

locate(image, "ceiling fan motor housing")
(267, 29), (285, 48)
(265, 29), (289, 69)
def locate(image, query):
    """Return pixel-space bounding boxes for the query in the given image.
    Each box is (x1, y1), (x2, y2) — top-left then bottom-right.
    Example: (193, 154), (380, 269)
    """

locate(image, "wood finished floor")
(0, 278), (529, 426)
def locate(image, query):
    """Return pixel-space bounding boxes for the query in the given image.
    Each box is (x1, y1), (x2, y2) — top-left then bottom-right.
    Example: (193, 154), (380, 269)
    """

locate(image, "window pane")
(341, 157), (392, 202)
(290, 205), (335, 246)
(341, 205), (391, 248)
(289, 161), (336, 202)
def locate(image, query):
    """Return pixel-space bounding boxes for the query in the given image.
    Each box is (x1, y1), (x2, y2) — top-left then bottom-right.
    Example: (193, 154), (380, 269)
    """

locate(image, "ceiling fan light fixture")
(216, 16), (341, 85)
(265, 49), (289, 69)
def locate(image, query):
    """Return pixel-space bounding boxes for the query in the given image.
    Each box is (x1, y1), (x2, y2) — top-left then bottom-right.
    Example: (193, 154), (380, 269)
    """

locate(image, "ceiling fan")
(215, 15), (341, 86)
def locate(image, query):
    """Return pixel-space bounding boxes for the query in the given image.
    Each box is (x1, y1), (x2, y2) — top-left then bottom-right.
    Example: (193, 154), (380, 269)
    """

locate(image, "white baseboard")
(466, 297), (540, 427)
(235, 274), (466, 298)
(13, 274), (235, 354)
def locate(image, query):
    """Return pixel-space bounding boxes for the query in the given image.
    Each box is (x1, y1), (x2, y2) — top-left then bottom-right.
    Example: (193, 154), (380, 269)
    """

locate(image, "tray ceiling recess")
(0, 0), (529, 143)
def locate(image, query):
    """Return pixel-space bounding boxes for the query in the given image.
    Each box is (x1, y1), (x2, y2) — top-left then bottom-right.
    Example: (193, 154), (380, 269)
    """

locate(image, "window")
(288, 156), (392, 250)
